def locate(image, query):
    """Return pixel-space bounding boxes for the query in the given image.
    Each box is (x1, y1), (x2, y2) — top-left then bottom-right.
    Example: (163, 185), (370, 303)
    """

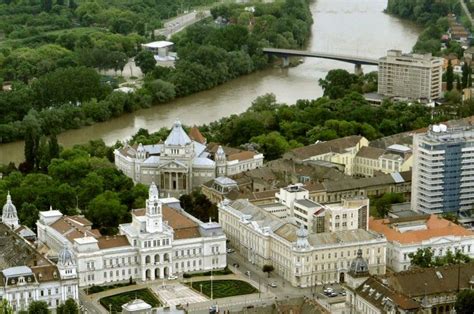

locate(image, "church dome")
(350, 249), (369, 275)
(58, 244), (74, 266)
(2, 192), (18, 221)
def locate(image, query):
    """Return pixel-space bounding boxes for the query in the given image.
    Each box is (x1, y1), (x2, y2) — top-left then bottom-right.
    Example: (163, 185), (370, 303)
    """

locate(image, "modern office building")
(378, 50), (443, 100)
(411, 124), (474, 215)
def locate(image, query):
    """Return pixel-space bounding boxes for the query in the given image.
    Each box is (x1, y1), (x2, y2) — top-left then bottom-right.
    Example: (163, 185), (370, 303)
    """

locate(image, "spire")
(149, 182), (159, 200)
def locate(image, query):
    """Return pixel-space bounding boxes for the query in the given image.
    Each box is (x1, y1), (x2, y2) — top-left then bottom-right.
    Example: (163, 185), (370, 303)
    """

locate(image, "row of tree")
(0, 298), (77, 314)
(0, 139), (148, 234)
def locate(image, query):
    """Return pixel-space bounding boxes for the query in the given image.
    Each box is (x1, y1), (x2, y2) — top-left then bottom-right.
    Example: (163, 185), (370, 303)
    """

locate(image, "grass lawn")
(190, 280), (257, 299)
(99, 288), (161, 312)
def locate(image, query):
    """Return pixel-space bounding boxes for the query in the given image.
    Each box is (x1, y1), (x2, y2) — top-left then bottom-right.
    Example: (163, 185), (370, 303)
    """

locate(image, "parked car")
(268, 282), (277, 288)
(323, 287), (333, 295)
(168, 274), (178, 280)
(232, 263), (239, 268)
(340, 290), (346, 296)
(329, 292), (338, 297)
(245, 271), (251, 276)
(227, 248), (235, 253)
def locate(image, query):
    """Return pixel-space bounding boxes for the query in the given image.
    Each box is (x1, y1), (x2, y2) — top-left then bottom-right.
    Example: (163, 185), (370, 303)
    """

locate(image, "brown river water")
(0, 0), (420, 165)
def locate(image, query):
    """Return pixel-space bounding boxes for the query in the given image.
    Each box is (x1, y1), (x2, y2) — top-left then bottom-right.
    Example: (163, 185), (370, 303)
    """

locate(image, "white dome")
(2, 192), (18, 221)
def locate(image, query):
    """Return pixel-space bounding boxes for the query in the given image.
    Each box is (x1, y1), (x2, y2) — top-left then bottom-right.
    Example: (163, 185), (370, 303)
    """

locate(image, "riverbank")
(0, 0), (421, 166)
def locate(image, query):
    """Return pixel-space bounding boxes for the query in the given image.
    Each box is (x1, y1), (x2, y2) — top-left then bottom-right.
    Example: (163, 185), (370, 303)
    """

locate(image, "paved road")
(460, 0), (474, 26)
(154, 10), (211, 39)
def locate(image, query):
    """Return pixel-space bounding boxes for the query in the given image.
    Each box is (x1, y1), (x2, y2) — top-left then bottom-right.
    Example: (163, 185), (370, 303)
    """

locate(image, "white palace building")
(36, 183), (227, 287)
(114, 121), (264, 197)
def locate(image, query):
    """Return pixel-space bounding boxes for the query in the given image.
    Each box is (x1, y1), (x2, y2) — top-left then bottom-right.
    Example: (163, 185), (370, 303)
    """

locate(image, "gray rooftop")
(294, 199), (319, 208)
(2, 266), (32, 277)
(164, 120), (192, 146)
(308, 229), (382, 246)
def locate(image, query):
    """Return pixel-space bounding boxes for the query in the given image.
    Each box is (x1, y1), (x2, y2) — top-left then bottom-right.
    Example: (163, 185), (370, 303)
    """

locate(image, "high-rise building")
(378, 50), (443, 100)
(412, 124), (474, 215)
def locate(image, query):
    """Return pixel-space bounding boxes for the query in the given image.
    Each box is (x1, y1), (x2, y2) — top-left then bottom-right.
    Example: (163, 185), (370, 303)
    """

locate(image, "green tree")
(455, 289), (474, 314)
(250, 131), (291, 160)
(0, 299), (13, 314)
(86, 191), (128, 235)
(262, 264), (274, 277)
(56, 298), (78, 314)
(144, 79), (176, 103)
(462, 63), (470, 88)
(135, 50), (156, 74)
(447, 59), (454, 91)
(28, 300), (49, 314)
(409, 247), (434, 268)
(319, 69), (356, 99)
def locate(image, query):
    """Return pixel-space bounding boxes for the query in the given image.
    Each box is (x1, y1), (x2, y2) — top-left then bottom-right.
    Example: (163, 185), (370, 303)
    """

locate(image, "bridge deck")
(262, 48), (379, 65)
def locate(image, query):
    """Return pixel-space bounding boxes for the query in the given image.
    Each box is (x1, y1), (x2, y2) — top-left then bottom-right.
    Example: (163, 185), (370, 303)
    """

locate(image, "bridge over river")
(262, 48), (379, 75)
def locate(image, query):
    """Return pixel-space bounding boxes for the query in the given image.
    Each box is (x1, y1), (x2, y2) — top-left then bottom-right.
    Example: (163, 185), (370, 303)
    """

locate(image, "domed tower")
(346, 248), (370, 289)
(57, 242), (77, 279)
(215, 145), (227, 176)
(2, 192), (19, 229)
(146, 182), (163, 233)
(295, 225), (310, 249)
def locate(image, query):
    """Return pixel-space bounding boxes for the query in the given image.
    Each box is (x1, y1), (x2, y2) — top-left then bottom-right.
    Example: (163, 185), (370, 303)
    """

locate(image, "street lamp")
(200, 283), (203, 294)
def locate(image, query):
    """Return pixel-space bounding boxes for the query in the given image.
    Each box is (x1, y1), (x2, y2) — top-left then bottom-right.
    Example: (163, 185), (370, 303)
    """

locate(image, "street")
(154, 10), (211, 39)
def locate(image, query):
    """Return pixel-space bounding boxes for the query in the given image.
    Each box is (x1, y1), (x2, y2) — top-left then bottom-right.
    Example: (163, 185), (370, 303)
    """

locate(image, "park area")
(190, 280), (258, 299)
(99, 288), (161, 312)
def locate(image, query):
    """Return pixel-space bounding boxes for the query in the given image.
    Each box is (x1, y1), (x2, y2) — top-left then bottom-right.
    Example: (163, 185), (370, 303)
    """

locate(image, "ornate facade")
(114, 121), (264, 196)
(0, 195), (78, 312)
(36, 183), (227, 287)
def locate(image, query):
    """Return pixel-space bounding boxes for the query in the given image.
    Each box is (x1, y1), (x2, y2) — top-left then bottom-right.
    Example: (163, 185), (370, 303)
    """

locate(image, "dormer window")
(53, 271), (58, 279)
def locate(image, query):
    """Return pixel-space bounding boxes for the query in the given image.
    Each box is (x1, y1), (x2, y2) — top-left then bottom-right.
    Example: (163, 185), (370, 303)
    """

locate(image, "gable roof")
(188, 127), (206, 144)
(356, 277), (420, 311)
(388, 263), (474, 297)
(49, 216), (100, 242)
(97, 235), (131, 249)
(355, 146), (385, 160)
(285, 135), (364, 160)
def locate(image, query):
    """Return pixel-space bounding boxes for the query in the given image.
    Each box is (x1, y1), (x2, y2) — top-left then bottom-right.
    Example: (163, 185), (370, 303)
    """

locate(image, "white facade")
(370, 215), (474, 272)
(218, 199), (387, 287)
(114, 121), (263, 197)
(412, 124), (474, 215)
(378, 50), (443, 100)
(36, 183), (227, 287)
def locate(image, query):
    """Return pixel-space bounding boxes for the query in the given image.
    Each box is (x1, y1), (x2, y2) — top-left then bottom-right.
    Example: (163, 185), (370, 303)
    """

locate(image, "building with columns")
(114, 121), (263, 197)
(0, 195), (78, 312)
(36, 183), (227, 287)
(218, 198), (387, 288)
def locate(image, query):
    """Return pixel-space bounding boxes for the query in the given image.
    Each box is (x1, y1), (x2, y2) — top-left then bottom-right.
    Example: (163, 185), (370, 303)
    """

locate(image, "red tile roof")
(369, 215), (474, 244)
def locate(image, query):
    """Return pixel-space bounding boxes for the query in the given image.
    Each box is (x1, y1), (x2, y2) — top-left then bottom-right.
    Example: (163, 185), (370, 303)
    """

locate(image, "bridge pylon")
(354, 64), (363, 76)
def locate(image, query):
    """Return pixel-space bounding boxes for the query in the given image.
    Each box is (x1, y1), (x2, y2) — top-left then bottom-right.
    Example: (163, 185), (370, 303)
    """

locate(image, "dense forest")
(0, 0), (313, 144)
(386, 0), (465, 55)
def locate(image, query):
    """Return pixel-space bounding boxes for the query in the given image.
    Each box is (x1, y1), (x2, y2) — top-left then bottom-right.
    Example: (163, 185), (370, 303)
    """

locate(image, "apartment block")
(378, 50), (443, 100)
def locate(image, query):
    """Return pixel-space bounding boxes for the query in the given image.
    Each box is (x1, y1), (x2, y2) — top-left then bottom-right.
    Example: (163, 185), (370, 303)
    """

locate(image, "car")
(245, 271), (251, 276)
(167, 274), (178, 280)
(268, 282), (277, 288)
(340, 290), (346, 296)
(227, 248), (235, 253)
(329, 292), (338, 297)
(323, 287), (333, 294)
(232, 263), (239, 268)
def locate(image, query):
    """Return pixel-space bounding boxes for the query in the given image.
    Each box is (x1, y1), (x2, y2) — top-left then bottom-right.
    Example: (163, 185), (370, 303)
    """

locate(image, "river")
(0, 0), (421, 166)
